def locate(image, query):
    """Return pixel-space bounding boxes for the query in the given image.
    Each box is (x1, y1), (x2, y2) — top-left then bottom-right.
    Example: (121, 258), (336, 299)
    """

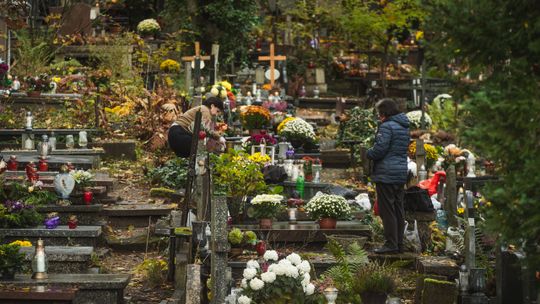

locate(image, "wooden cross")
(182, 42), (211, 88)
(258, 43), (286, 87)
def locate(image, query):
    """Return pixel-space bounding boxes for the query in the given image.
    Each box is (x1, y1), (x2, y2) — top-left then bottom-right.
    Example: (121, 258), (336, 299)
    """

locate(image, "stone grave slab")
(93, 140), (137, 161)
(1, 148), (105, 157)
(0, 274), (130, 304)
(234, 221), (371, 243)
(5, 155), (98, 170)
(320, 149), (352, 168)
(0, 225), (102, 247)
(0, 286), (77, 304)
(20, 246), (93, 273)
(416, 256), (459, 279)
(59, 3), (92, 36)
(104, 203), (175, 228)
(4, 171), (114, 191)
(36, 204), (105, 226)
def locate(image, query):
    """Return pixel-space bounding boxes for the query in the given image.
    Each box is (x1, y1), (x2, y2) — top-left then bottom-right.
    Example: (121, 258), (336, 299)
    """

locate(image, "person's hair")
(203, 97), (224, 112)
(375, 98), (400, 117)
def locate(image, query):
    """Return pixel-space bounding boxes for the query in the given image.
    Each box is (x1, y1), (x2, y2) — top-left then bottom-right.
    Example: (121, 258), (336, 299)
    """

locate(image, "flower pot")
(27, 91), (42, 97)
(259, 218), (273, 229)
(319, 217), (337, 229)
(360, 292), (387, 304)
(229, 247), (243, 258)
(1, 270), (16, 280)
(289, 139), (304, 150)
(249, 129), (263, 136)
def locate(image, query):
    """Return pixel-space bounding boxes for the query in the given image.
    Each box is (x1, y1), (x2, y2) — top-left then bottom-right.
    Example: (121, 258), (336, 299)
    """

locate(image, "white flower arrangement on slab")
(250, 194), (285, 219)
(239, 252), (317, 303)
(137, 18), (161, 35)
(278, 117), (317, 144)
(406, 110), (432, 130)
(305, 193), (352, 220)
(69, 169), (93, 189)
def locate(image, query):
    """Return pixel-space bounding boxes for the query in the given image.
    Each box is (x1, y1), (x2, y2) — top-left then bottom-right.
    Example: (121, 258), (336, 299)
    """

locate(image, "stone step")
(20, 246), (94, 273)
(104, 203), (174, 228)
(3, 171), (115, 190)
(1, 154), (98, 169)
(0, 274), (130, 304)
(36, 204), (105, 226)
(1, 148), (105, 156)
(0, 225), (102, 247)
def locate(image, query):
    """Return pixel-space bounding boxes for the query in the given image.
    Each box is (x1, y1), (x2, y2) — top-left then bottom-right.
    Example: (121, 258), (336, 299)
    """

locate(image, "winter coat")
(367, 113), (410, 185)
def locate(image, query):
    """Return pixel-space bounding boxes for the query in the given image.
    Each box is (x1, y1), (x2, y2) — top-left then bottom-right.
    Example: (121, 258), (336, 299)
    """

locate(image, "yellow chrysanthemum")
(277, 117), (296, 133)
(457, 207), (465, 215)
(248, 152), (271, 165)
(218, 81), (232, 92)
(10, 240), (32, 247)
(160, 59), (181, 73)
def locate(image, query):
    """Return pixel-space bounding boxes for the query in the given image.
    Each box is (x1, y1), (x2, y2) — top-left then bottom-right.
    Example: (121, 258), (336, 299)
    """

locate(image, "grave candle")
(31, 239), (48, 279)
(25, 111), (33, 131)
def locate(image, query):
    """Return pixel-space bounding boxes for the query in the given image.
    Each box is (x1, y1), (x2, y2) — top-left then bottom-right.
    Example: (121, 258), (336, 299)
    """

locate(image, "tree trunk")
(380, 37), (391, 97)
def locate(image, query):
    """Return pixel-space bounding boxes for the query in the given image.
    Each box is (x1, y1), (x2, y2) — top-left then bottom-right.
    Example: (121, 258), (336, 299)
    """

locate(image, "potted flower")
(137, 18), (161, 39)
(0, 241), (31, 279)
(250, 194), (284, 229)
(0, 200), (43, 228)
(238, 251), (319, 303)
(159, 59), (181, 73)
(305, 194), (352, 229)
(24, 74), (54, 97)
(277, 117), (317, 151)
(228, 228), (257, 257)
(212, 151), (267, 224)
(353, 262), (396, 304)
(240, 105), (271, 134)
(70, 169), (93, 192)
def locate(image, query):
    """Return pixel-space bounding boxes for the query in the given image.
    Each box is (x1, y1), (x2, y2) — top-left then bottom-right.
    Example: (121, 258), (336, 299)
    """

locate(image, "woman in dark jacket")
(367, 98), (410, 254)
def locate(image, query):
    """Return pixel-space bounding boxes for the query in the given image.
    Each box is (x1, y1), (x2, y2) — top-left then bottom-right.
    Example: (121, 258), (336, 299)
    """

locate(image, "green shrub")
(146, 158), (188, 189)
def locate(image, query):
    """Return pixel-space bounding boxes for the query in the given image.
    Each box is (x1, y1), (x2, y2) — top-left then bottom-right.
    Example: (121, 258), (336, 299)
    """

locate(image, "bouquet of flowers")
(406, 110), (432, 130)
(408, 142), (441, 169)
(250, 194), (284, 219)
(247, 131), (277, 146)
(278, 117), (317, 144)
(240, 106), (271, 130)
(137, 18), (161, 35)
(70, 170), (94, 189)
(238, 251), (318, 304)
(0, 62), (10, 88)
(24, 74), (54, 92)
(277, 117), (296, 133)
(305, 194), (352, 220)
(159, 59), (180, 73)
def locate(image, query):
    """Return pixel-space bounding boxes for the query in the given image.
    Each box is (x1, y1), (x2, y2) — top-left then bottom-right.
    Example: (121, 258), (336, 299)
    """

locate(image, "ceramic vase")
(54, 172), (75, 199)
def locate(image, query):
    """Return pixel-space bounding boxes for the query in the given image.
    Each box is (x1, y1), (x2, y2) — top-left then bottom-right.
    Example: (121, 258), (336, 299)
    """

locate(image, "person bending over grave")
(367, 98), (410, 254)
(168, 97), (226, 158)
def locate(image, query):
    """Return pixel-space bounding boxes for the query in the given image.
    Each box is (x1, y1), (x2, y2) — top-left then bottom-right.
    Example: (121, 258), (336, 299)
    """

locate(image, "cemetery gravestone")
(59, 3), (92, 36)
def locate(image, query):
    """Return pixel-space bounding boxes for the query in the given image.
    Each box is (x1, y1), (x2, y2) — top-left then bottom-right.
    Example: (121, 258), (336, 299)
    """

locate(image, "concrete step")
(104, 203), (174, 228)
(0, 274), (130, 304)
(20, 246), (95, 273)
(0, 225), (102, 247)
(36, 204), (105, 226)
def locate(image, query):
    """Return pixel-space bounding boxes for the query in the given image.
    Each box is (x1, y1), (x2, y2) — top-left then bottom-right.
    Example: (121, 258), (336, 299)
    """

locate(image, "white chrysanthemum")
(243, 268), (257, 280)
(286, 253), (302, 266)
(249, 277), (265, 291)
(278, 259), (292, 267)
(241, 278), (248, 288)
(302, 273), (311, 286)
(251, 194), (284, 205)
(238, 295), (252, 304)
(269, 264), (286, 276)
(246, 260), (260, 269)
(285, 265), (299, 278)
(261, 271), (276, 283)
(297, 260), (311, 274)
(263, 250), (278, 261)
(304, 283), (315, 295)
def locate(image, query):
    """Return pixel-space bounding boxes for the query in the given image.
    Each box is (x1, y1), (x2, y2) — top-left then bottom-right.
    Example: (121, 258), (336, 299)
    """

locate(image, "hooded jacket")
(367, 113), (410, 184)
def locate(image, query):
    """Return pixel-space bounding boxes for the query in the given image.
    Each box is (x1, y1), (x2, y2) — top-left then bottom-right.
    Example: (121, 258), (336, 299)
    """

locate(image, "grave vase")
(319, 217), (337, 229)
(360, 291), (387, 304)
(259, 218), (273, 229)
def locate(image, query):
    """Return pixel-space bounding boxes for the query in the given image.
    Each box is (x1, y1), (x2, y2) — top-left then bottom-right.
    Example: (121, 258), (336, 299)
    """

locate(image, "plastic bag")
(355, 193), (371, 211)
(403, 220), (422, 253)
(418, 171), (446, 196)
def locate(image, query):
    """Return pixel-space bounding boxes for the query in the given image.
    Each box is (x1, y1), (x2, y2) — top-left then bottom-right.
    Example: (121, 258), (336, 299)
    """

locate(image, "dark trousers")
(168, 125), (192, 158)
(376, 183), (405, 249)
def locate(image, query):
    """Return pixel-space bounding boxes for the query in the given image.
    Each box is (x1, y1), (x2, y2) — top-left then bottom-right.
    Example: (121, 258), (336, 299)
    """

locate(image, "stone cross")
(182, 42), (211, 90)
(210, 196), (230, 304)
(258, 43), (286, 88)
(444, 164), (458, 227)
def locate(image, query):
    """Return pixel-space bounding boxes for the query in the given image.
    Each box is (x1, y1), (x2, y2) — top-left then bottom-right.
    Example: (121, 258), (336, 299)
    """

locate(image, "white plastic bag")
(354, 193), (371, 211)
(403, 220), (422, 253)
